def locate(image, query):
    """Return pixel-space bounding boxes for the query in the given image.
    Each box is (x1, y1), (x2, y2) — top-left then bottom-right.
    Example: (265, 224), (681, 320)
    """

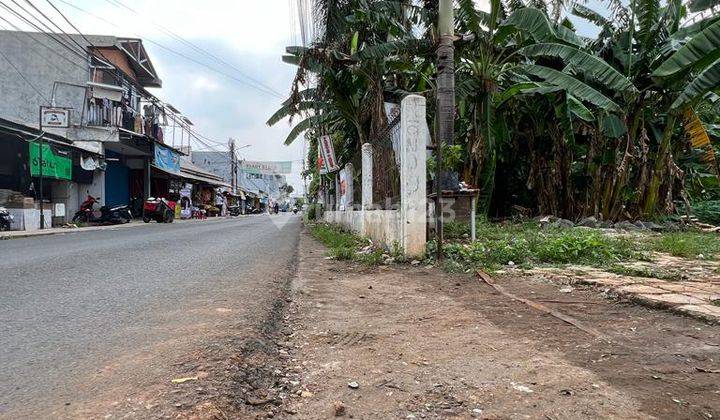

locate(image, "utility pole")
(37, 108), (45, 230)
(435, 0), (455, 260)
(228, 138), (237, 194)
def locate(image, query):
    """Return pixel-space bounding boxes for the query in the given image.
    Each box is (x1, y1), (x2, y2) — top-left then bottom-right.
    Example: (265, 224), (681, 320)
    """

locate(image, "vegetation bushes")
(649, 231), (720, 259)
(308, 222), (385, 264)
(689, 200), (720, 225)
(272, 0), (720, 222)
(439, 222), (640, 270)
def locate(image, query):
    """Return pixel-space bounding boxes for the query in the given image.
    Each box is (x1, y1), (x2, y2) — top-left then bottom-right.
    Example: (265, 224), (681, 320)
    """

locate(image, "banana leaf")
(518, 64), (622, 111)
(653, 20), (720, 79)
(671, 57), (720, 109)
(495, 8), (555, 44)
(519, 43), (637, 94)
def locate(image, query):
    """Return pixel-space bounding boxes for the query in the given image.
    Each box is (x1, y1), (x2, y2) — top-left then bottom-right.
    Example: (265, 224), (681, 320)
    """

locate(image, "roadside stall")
(178, 158), (230, 218)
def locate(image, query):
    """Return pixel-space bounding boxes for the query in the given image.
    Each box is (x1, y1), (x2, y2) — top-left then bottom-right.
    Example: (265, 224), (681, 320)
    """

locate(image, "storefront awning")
(179, 168), (230, 188)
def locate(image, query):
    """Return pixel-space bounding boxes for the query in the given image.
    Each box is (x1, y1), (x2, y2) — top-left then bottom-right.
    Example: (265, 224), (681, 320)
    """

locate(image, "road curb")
(0, 215), (250, 240)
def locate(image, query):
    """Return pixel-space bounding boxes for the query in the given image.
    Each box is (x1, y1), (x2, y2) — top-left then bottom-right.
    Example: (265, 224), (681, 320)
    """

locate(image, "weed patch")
(607, 265), (684, 281)
(440, 222), (642, 271)
(309, 223), (384, 265)
(649, 231), (720, 259)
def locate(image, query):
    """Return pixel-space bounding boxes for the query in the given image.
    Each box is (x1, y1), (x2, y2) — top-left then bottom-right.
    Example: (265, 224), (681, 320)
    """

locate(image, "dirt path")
(278, 231), (720, 419)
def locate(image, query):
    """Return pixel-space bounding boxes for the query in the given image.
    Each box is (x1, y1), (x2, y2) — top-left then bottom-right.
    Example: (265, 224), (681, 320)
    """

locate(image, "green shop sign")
(29, 142), (72, 180)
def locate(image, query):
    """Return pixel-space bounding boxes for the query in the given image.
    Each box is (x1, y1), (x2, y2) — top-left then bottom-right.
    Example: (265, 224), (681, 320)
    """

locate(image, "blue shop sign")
(154, 144), (180, 174)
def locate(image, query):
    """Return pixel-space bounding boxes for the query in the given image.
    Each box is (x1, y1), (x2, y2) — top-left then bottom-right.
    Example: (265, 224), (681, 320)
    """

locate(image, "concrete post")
(361, 143), (373, 210)
(345, 163), (354, 210)
(399, 95), (428, 257)
(335, 174), (340, 211)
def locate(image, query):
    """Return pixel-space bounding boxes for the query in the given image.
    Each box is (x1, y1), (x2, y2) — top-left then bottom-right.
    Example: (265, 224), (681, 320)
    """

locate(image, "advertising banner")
(29, 142), (72, 180)
(154, 144), (180, 174)
(242, 160), (293, 175)
(317, 147), (328, 174)
(319, 135), (339, 172)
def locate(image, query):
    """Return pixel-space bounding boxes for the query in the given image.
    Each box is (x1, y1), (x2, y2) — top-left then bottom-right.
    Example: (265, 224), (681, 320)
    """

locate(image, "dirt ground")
(275, 231), (720, 419)
(67, 228), (719, 419)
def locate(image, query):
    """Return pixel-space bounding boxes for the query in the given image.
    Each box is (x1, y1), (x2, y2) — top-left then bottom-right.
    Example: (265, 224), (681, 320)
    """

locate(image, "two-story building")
(0, 30), (195, 227)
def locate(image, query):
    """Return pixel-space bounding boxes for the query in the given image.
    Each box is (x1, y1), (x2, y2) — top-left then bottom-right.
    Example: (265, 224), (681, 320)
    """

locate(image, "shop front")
(0, 118), (104, 230)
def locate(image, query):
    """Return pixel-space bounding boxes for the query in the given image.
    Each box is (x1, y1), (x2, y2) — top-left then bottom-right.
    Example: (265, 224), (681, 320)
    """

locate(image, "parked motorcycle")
(142, 197), (175, 223)
(227, 205), (242, 216)
(72, 195), (132, 225)
(0, 206), (13, 231)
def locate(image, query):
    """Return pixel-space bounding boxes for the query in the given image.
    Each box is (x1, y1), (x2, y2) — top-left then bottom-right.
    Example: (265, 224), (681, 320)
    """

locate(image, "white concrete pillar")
(399, 95), (428, 258)
(361, 143), (373, 210)
(335, 173), (340, 211)
(345, 163), (354, 210)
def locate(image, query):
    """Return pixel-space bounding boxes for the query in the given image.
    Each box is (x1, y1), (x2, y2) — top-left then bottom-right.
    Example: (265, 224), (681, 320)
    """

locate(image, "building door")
(104, 152), (130, 207)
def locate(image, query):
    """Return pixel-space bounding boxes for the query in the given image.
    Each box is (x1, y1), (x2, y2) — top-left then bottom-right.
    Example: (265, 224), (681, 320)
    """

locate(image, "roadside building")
(0, 30), (197, 228)
(191, 152), (292, 212)
(0, 117), (102, 229)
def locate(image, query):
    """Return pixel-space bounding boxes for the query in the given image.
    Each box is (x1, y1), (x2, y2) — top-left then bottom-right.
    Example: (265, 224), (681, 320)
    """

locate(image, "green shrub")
(310, 223), (384, 265)
(440, 222), (641, 270)
(310, 223), (358, 249)
(307, 204), (318, 221)
(690, 200), (720, 225)
(650, 231), (720, 259)
(443, 221), (471, 240)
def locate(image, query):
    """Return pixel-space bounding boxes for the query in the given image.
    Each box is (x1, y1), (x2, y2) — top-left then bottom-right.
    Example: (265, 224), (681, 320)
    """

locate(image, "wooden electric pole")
(435, 0), (455, 261)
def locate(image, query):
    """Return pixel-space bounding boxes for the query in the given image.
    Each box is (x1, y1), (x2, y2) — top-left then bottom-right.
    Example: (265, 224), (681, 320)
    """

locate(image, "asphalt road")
(0, 214), (302, 419)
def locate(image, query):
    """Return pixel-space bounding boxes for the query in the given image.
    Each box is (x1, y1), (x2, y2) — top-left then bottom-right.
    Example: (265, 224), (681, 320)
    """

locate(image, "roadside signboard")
(40, 107), (71, 128)
(29, 143), (72, 180)
(154, 144), (181, 174)
(319, 135), (339, 172)
(243, 160), (293, 174)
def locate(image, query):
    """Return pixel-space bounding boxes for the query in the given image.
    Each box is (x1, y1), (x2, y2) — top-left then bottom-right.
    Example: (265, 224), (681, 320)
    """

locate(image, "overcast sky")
(36, 0), (306, 191)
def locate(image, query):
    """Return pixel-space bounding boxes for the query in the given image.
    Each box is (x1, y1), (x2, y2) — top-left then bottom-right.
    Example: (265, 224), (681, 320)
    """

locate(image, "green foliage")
(607, 265), (684, 281)
(443, 221), (471, 240)
(518, 64), (621, 111)
(518, 43), (636, 94)
(309, 223), (384, 265)
(275, 0), (720, 222)
(310, 223), (359, 249)
(649, 231), (720, 259)
(441, 222), (640, 270)
(690, 200), (720, 225)
(306, 204), (319, 221)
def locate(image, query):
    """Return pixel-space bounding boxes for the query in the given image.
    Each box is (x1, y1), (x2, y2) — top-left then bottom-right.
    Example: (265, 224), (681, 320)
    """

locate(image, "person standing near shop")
(215, 190), (225, 216)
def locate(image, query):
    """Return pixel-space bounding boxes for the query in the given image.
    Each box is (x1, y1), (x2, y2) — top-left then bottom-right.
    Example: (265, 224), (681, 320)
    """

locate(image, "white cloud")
(70, 0), (293, 55)
(191, 76), (220, 91)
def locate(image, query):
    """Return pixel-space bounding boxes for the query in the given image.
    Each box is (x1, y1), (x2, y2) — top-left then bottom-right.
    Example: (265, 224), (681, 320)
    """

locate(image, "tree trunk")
(642, 113), (678, 217)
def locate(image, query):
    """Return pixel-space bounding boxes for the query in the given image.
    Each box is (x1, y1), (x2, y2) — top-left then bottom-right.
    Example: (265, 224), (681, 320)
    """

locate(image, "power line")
(35, 0), (227, 154)
(104, 0), (285, 99)
(56, 0), (285, 99)
(0, 16), (87, 76)
(0, 1), (89, 63)
(20, 0), (89, 55)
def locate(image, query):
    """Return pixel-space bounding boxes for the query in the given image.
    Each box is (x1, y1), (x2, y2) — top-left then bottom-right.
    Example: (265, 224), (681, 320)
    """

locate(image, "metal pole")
(38, 109), (45, 230)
